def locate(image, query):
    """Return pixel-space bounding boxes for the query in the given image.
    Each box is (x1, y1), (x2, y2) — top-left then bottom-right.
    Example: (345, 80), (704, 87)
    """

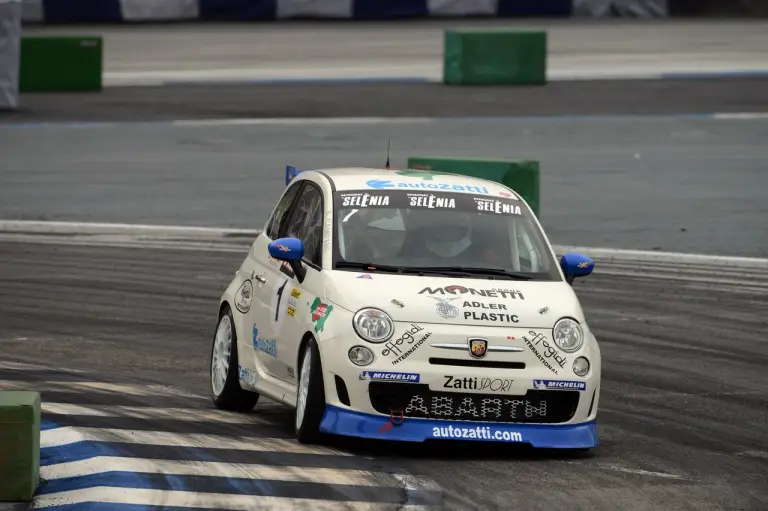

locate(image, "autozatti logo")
(341, 193), (390, 207)
(365, 179), (489, 194)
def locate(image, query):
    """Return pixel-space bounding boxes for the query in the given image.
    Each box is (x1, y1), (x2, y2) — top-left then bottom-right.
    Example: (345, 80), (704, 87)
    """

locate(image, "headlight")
(352, 308), (394, 343)
(573, 357), (590, 377)
(553, 317), (584, 353)
(348, 346), (375, 366)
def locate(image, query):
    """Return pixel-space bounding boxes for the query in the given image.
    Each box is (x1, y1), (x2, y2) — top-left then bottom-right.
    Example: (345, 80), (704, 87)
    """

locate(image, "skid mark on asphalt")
(0, 362), (440, 510)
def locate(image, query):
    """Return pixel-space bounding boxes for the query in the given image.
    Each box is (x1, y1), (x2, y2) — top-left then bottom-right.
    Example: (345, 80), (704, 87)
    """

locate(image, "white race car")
(210, 165), (600, 448)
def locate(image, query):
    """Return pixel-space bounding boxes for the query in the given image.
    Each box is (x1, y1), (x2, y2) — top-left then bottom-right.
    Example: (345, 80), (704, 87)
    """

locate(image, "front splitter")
(319, 405), (598, 448)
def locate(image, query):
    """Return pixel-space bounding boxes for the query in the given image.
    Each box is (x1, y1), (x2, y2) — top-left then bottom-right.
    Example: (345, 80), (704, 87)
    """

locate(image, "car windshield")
(332, 190), (561, 281)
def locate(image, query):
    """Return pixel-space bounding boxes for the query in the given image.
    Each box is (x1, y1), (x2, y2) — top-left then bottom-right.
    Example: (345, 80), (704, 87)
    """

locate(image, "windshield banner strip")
(336, 191), (525, 217)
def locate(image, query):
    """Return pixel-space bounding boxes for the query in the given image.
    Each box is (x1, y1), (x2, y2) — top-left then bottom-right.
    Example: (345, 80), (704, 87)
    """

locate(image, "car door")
(275, 181), (328, 385)
(244, 180), (303, 382)
(270, 181), (327, 385)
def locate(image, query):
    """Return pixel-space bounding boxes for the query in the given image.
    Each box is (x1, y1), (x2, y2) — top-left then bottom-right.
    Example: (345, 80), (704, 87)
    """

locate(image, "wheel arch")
(297, 331), (319, 374)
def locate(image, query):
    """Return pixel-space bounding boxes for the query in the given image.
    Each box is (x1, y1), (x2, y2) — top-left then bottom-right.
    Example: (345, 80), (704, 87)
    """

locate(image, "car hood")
(324, 271), (584, 329)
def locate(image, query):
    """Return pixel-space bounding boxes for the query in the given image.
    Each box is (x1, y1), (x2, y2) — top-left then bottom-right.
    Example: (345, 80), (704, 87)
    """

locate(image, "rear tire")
(210, 305), (260, 412)
(295, 338), (326, 444)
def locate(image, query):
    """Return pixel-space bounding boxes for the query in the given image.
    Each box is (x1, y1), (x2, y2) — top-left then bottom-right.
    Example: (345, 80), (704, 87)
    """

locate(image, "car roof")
(308, 167), (521, 199)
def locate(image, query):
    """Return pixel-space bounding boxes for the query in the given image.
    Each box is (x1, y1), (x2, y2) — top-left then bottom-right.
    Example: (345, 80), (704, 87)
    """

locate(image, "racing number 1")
(275, 280), (288, 321)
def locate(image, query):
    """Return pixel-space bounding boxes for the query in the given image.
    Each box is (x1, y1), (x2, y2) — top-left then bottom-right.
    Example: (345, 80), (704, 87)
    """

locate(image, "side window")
(266, 182), (302, 240)
(281, 184), (324, 266)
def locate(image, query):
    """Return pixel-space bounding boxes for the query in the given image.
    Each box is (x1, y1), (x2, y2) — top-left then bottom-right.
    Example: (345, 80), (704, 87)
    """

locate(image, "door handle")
(252, 272), (267, 284)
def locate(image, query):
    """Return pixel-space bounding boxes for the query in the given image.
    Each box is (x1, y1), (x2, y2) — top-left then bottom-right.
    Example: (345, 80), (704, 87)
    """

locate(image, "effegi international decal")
(359, 371), (420, 382)
(382, 324), (432, 365)
(340, 192), (391, 208)
(443, 375), (514, 393)
(533, 379), (586, 391)
(522, 331), (566, 375)
(252, 325), (277, 358)
(462, 301), (519, 323)
(473, 197), (523, 215)
(419, 285), (524, 300)
(366, 179), (489, 194)
(310, 297), (333, 333)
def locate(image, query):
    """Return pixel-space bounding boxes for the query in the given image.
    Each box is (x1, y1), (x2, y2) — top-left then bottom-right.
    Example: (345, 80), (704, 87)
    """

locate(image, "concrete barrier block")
(443, 28), (546, 85)
(0, 391), (41, 501)
(407, 156), (541, 217)
(20, 36), (102, 92)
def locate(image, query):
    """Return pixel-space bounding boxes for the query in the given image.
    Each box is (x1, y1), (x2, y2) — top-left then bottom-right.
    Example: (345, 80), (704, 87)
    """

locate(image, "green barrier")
(443, 28), (546, 86)
(0, 391), (40, 501)
(406, 157), (540, 217)
(20, 36), (102, 92)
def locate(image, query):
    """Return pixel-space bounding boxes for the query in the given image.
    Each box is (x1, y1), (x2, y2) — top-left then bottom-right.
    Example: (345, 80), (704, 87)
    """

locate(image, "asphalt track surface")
(3, 78), (768, 122)
(2, 115), (767, 258)
(1, 239), (766, 510)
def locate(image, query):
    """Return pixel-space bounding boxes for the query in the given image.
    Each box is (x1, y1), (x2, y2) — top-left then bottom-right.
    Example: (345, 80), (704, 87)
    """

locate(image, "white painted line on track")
(42, 403), (278, 425)
(40, 427), (351, 456)
(0, 361), (86, 372)
(30, 487), (430, 510)
(3, 113), (768, 130)
(0, 380), (186, 397)
(2, 220), (766, 268)
(40, 457), (399, 487)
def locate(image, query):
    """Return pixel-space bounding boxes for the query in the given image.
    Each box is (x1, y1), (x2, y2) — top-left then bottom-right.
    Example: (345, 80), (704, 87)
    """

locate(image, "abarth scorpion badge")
(468, 338), (488, 358)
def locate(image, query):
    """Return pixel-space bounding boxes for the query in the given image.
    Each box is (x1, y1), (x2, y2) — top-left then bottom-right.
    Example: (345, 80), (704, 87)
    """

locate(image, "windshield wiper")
(414, 266), (534, 280)
(335, 261), (472, 277)
(335, 261), (404, 273)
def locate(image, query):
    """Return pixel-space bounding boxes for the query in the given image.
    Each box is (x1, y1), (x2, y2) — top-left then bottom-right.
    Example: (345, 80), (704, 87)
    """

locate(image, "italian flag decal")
(310, 297), (333, 333)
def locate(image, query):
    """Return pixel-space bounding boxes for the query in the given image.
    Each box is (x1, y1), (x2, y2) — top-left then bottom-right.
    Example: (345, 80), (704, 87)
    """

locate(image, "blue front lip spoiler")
(319, 405), (598, 448)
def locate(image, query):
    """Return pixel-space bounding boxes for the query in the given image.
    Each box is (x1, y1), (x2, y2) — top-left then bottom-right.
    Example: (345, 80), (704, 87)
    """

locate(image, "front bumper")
(319, 405), (598, 448)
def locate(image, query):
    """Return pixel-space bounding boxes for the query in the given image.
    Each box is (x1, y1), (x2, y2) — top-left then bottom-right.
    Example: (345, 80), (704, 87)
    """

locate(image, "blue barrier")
(23, 0), (588, 23)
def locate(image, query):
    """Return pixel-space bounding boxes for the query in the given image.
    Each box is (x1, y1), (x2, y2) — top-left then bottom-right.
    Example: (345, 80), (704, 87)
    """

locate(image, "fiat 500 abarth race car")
(210, 166), (600, 448)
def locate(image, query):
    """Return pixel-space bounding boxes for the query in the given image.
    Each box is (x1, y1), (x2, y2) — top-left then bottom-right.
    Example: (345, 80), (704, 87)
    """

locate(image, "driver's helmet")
(409, 212), (472, 258)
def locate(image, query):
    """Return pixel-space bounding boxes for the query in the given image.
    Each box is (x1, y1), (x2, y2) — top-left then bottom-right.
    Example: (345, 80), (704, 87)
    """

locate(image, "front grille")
(368, 382), (579, 424)
(429, 358), (526, 369)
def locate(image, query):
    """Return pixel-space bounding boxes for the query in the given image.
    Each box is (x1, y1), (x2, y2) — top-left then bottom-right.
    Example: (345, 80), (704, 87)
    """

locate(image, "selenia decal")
(310, 297), (333, 332)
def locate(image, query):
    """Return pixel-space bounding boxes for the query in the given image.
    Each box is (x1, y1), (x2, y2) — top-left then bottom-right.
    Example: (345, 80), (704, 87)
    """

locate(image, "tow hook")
(378, 409), (404, 433)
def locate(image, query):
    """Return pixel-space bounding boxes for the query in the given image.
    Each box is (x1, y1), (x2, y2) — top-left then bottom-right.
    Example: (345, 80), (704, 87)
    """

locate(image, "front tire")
(295, 338), (326, 444)
(210, 305), (259, 412)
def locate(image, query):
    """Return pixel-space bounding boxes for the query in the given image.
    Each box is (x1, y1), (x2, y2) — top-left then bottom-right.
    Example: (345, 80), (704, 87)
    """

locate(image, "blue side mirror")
(268, 237), (304, 262)
(560, 252), (594, 285)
